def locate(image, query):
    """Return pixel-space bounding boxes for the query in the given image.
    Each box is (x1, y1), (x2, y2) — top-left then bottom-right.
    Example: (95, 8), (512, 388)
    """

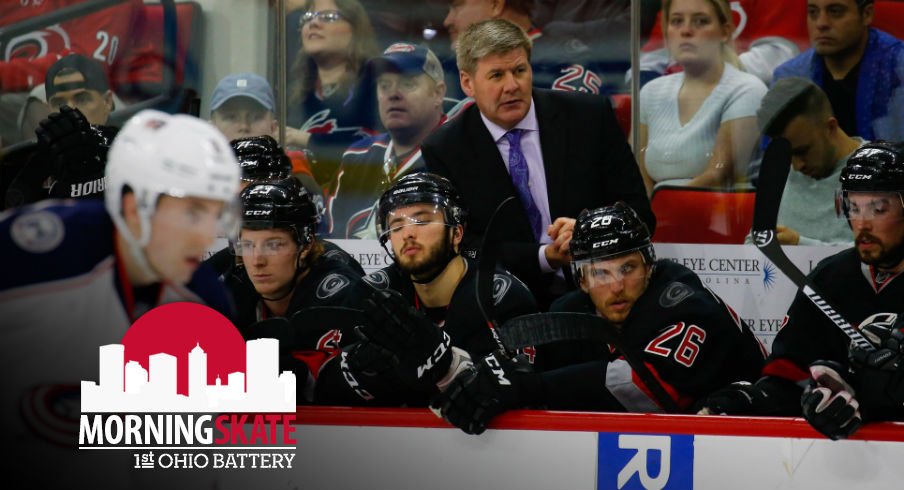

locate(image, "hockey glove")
(801, 360), (863, 440)
(35, 105), (111, 184)
(354, 287), (453, 393)
(698, 381), (770, 415)
(431, 351), (543, 435)
(848, 313), (904, 412)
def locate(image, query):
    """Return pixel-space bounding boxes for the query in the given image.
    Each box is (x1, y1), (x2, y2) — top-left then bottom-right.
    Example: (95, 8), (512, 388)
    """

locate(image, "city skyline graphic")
(82, 339), (295, 413)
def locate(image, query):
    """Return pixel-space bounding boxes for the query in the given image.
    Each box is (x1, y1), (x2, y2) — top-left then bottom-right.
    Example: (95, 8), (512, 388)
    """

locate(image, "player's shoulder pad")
(0, 200), (114, 291)
(644, 260), (719, 313)
(320, 241), (365, 276)
(806, 248), (859, 283)
(491, 267), (532, 306)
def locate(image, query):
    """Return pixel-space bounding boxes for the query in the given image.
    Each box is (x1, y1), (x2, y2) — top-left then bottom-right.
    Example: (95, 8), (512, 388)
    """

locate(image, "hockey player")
(700, 141), (904, 440)
(432, 202), (766, 434)
(227, 176), (364, 331)
(313, 172), (538, 406)
(0, 109), (241, 486)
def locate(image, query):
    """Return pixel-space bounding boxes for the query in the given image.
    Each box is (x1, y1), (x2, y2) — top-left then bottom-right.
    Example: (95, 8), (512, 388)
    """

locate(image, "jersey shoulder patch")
(659, 281), (695, 308)
(316, 273), (352, 299)
(363, 269), (391, 290)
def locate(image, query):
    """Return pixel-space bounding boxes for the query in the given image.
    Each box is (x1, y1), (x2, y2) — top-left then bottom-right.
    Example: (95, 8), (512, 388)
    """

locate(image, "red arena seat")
(874, 2), (904, 40)
(650, 185), (756, 244)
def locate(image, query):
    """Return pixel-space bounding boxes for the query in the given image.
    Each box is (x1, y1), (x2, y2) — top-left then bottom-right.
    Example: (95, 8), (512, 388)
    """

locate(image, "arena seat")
(650, 185), (756, 244)
(112, 1), (204, 101)
(874, 2), (904, 39)
(610, 93), (631, 137)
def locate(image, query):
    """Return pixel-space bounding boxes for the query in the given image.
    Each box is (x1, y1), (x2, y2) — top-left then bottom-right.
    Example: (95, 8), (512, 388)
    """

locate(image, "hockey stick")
(475, 196), (519, 355)
(752, 137), (874, 351)
(496, 312), (611, 349)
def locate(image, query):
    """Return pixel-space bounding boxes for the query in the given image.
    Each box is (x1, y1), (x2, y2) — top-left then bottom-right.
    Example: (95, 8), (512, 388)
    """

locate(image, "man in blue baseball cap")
(326, 43), (447, 239)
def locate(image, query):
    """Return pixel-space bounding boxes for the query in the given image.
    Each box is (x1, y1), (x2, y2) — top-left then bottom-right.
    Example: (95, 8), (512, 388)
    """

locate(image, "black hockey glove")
(35, 105), (110, 184)
(698, 381), (770, 415)
(431, 351), (543, 435)
(848, 313), (904, 413)
(353, 287), (453, 393)
(801, 360), (862, 440)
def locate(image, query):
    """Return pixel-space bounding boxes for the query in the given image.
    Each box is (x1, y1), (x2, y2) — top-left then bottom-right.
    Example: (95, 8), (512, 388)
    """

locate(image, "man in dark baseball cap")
(44, 54), (113, 125)
(327, 43), (447, 238)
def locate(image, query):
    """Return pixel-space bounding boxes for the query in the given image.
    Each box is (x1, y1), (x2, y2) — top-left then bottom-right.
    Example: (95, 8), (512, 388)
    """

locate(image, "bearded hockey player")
(433, 202), (766, 434)
(701, 141), (904, 440)
(313, 172), (538, 406)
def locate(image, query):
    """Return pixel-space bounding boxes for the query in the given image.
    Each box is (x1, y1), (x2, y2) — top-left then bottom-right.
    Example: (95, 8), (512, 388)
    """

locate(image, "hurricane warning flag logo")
(78, 303), (297, 470)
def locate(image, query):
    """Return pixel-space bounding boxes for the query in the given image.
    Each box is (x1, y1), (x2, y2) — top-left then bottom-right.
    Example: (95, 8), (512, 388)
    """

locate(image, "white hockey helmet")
(105, 110), (241, 272)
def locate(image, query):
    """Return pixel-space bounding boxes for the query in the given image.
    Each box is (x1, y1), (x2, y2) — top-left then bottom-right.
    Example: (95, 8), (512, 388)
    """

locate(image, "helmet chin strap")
(118, 210), (161, 284)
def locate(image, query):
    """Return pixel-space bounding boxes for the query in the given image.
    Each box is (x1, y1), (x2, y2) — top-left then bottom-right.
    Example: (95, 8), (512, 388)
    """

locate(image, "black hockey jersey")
(548, 259), (766, 412)
(314, 258), (539, 406)
(765, 248), (904, 385)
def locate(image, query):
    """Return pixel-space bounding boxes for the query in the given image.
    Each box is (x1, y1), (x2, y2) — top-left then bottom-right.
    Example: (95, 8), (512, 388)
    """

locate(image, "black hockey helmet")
(231, 135), (293, 182)
(376, 172), (467, 244)
(570, 202), (655, 286)
(837, 141), (904, 218)
(239, 177), (320, 246)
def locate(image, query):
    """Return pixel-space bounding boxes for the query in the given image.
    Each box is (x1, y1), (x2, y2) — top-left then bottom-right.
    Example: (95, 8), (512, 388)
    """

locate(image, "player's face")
(145, 196), (228, 284)
(300, 0), (353, 60)
(665, 0), (731, 69)
(237, 228), (302, 298)
(444, 0), (495, 48)
(460, 48), (532, 131)
(377, 72), (444, 135)
(845, 192), (904, 268)
(387, 203), (460, 280)
(807, 0), (872, 57)
(580, 252), (652, 327)
(211, 97), (276, 141)
(47, 72), (113, 125)
(782, 115), (839, 179)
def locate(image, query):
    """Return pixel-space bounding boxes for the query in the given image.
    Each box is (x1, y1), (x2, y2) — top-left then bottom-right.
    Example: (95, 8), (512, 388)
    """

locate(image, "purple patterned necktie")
(505, 129), (543, 240)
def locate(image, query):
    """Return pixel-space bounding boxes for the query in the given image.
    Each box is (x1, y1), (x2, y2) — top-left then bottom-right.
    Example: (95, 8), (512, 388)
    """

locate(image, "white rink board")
(330, 240), (842, 352)
(226, 422), (904, 490)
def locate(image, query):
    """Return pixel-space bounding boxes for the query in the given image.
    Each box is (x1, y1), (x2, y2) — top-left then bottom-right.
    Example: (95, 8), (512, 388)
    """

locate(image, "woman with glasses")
(285, 0), (380, 192)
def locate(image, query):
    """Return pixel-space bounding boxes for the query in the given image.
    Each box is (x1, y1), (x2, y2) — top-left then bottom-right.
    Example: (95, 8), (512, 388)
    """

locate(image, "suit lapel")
(534, 90), (567, 218)
(464, 106), (518, 198)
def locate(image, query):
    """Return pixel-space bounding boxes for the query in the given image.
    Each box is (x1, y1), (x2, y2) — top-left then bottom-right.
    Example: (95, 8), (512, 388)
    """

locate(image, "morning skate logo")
(78, 303), (297, 470)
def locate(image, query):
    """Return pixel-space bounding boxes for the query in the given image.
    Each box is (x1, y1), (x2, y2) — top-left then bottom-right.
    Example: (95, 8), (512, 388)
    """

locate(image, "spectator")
(773, 0), (904, 142)
(313, 173), (537, 406)
(208, 73), (320, 195)
(209, 73), (278, 143)
(328, 43), (447, 238)
(286, 0), (380, 189)
(638, 0), (808, 86)
(5, 55), (119, 207)
(441, 0), (606, 111)
(701, 141), (904, 440)
(754, 77), (866, 245)
(636, 0), (767, 194)
(423, 19), (652, 308)
(432, 203), (766, 435)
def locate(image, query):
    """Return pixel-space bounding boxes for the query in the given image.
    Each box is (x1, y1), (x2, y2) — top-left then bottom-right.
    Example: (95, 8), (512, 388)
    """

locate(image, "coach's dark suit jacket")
(422, 88), (654, 300)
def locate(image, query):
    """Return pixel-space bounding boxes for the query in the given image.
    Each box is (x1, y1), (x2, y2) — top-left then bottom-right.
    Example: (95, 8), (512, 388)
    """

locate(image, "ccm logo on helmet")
(246, 210), (272, 216)
(848, 175), (872, 180)
(592, 239), (619, 248)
